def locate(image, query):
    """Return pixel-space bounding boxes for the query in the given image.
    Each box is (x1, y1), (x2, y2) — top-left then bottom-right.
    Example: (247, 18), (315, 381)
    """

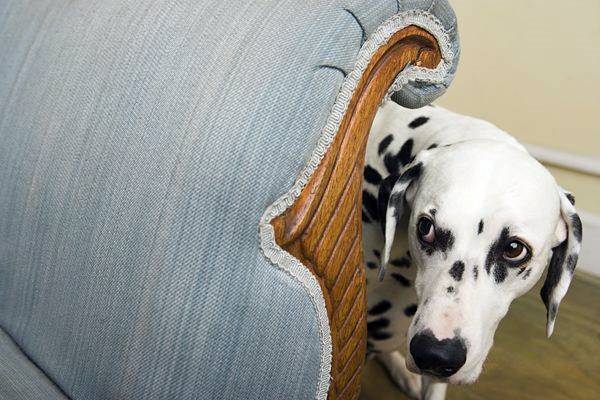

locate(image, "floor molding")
(525, 143), (600, 177)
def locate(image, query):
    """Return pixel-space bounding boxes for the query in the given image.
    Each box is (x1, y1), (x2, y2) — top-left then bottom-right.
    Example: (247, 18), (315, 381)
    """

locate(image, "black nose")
(409, 330), (467, 378)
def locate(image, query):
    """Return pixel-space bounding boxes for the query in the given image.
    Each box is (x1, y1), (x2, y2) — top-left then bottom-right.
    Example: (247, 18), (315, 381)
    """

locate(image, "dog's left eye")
(503, 240), (530, 264)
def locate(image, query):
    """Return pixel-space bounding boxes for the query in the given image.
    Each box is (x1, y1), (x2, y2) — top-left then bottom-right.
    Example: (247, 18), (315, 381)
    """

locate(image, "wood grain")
(271, 26), (442, 400)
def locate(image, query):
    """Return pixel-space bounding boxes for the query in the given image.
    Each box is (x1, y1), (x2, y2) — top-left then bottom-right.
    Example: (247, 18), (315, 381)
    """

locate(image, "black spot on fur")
(446, 286), (455, 293)
(522, 269), (532, 280)
(494, 261), (508, 283)
(368, 316), (393, 340)
(540, 240), (568, 310)
(399, 162), (423, 183)
(473, 265), (479, 280)
(427, 143), (438, 150)
(423, 298), (430, 306)
(565, 192), (576, 205)
(369, 300), (392, 315)
(376, 174), (398, 232)
(370, 331), (392, 340)
(391, 273), (411, 287)
(430, 208), (437, 216)
(368, 317), (393, 341)
(363, 165), (382, 185)
(390, 257), (410, 268)
(383, 163), (423, 232)
(485, 227), (509, 275)
(384, 139), (414, 174)
(408, 116), (429, 129)
(478, 220), (484, 235)
(566, 254), (578, 275)
(383, 154), (397, 175)
(361, 209), (371, 223)
(485, 227), (511, 284)
(378, 134), (393, 155)
(571, 213), (582, 243)
(366, 262), (377, 270)
(404, 304), (418, 317)
(449, 261), (465, 281)
(367, 318), (390, 333)
(435, 227), (455, 253)
(362, 190), (379, 222)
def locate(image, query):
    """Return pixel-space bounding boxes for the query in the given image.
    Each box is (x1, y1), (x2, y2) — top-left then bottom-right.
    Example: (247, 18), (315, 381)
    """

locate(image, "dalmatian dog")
(362, 100), (582, 399)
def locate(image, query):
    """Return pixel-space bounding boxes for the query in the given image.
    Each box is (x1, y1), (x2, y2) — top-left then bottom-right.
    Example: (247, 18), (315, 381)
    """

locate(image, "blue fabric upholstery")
(0, 329), (66, 400)
(0, 0), (458, 399)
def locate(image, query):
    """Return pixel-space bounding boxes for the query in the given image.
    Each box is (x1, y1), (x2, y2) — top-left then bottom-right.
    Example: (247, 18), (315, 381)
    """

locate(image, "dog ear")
(540, 188), (582, 337)
(378, 160), (425, 280)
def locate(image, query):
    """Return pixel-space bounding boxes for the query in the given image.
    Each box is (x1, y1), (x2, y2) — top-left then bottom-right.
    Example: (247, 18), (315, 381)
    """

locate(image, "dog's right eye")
(417, 216), (435, 245)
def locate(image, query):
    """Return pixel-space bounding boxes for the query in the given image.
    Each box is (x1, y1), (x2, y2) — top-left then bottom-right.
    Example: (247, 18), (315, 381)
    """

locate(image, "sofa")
(0, 1), (459, 399)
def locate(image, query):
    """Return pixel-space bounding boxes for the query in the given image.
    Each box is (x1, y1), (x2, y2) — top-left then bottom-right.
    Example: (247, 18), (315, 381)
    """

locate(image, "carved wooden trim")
(271, 25), (442, 400)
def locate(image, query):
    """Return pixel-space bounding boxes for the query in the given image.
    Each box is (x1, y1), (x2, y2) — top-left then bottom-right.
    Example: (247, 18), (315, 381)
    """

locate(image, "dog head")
(379, 139), (582, 384)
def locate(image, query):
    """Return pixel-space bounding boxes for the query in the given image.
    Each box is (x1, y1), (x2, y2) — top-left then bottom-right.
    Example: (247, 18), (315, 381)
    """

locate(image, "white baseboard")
(525, 143), (600, 177)
(579, 210), (600, 277)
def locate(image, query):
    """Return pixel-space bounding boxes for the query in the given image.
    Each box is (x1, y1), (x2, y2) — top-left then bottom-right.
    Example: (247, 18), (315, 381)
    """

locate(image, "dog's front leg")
(376, 351), (422, 399)
(421, 376), (447, 400)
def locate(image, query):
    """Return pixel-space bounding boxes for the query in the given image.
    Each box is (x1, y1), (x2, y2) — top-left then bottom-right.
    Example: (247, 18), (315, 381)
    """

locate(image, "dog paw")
(377, 351), (422, 399)
(393, 369), (422, 399)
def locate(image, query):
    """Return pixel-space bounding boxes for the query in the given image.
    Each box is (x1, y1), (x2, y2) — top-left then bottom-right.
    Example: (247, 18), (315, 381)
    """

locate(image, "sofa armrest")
(271, 25), (443, 399)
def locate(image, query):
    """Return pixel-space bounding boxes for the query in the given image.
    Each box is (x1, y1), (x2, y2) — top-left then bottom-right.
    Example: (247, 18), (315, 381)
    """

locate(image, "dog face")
(379, 139), (582, 384)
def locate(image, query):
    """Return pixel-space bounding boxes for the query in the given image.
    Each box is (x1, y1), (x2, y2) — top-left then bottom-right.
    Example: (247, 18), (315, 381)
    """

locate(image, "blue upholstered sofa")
(0, 1), (459, 399)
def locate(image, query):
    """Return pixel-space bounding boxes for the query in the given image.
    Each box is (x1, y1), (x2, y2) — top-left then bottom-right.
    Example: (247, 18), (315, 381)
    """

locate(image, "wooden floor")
(360, 273), (600, 400)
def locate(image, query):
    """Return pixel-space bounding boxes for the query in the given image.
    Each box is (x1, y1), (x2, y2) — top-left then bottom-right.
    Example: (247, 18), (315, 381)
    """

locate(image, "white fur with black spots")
(362, 101), (582, 400)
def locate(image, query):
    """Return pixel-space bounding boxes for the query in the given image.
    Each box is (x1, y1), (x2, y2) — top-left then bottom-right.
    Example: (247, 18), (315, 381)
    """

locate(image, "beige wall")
(437, 0), (600, 213)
